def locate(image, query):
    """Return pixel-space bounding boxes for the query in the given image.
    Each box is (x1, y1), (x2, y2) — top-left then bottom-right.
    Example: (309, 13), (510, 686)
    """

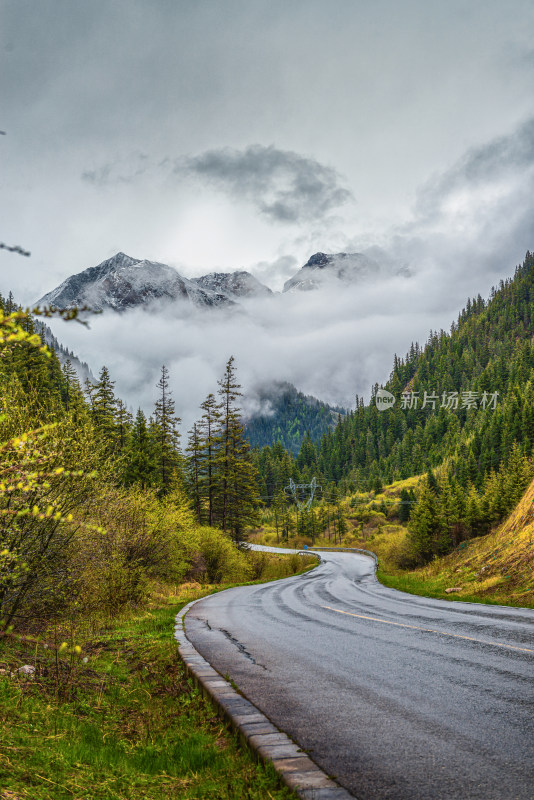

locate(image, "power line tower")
(285, 477), (321, 511)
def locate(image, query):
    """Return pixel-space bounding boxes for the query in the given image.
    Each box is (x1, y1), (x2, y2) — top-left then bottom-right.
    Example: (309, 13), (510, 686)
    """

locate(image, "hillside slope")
(377, 477), (534, 607)
(315, 251), (534, 488)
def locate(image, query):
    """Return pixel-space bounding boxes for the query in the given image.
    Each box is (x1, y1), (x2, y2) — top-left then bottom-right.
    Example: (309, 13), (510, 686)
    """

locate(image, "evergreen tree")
(409, 476), (441, 562)
(198, 392), (222, 525)
(186, 422), (203, 523)
(399, 488), (411, 522)
(272, 489), (287, 543)
(92, 366), (117, 440)
(153, 365), (181, 495)
(123, 409), (155, 488)
(61, 359), (79, 412)
(214, 357), (260, 544)
(116, 399), (133, 451)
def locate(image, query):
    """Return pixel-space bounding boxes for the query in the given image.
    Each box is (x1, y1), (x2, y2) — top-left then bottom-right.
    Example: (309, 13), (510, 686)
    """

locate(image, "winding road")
(185, 548), (534, 800)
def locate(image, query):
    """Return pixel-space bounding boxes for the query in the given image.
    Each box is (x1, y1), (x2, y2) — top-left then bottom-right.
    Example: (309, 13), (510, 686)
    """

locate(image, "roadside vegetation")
(0, 583), (303, 800)
(252, 252), (534, 606)
(0, 297), (315, 798)
(251, 472), (534, 608)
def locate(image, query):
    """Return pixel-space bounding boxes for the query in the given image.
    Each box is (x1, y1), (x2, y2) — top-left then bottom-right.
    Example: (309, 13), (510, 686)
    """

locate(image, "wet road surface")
(185, 548), (534, 800)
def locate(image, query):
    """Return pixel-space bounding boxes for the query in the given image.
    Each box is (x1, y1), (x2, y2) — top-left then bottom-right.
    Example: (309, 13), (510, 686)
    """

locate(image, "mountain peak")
(303, 252), (331, 268)
(283, 251), (381, 292)
(37, 254), (239, 312)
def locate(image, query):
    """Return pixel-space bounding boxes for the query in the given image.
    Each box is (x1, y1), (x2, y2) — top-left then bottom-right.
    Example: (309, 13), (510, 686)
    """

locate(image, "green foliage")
(186, 358), (261, 545)
(408, 476), (442, 563)
(153, 364), (182, 495)
(0, 298), (264, 630)
(75, 485), (199, 615)
(406, 444), (533, 564)
(195, 527), (251, 583)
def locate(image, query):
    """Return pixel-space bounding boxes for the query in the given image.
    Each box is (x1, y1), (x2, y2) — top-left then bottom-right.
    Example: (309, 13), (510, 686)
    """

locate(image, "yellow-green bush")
(192, 527), (251, 584)
(74, 485), (200, 615)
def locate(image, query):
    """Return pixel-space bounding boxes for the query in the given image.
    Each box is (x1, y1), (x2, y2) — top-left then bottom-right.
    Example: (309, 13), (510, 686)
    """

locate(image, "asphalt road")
(185, 547), (534, 800)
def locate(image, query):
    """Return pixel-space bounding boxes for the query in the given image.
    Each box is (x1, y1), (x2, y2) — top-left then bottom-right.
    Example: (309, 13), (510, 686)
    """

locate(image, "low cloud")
(249, 254), (298, 291)
(46, 268), (448, 436)
(64, 117), (534, 435)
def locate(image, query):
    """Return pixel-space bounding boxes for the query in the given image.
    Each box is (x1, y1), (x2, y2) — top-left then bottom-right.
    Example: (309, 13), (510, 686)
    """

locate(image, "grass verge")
(0, 578), (308, 800)
(376, 556), (534, 609)
(375, 567), (534, 607)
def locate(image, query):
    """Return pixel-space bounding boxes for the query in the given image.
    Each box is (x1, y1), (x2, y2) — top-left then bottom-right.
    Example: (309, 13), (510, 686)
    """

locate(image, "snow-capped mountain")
(283, 251), (383, 292)
(37, 253), (236, 312)
(37, 249), (403, 314)
(37, 253), (277, 312)
(193, 271), (272, 301)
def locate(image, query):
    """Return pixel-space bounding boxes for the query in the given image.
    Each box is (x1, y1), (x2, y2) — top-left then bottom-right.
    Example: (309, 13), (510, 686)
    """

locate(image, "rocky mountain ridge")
(37, 253), (236, 312)
(37, 248), (403, 312)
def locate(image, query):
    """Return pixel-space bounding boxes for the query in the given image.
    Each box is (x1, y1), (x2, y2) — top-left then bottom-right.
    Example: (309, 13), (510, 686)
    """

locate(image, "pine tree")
(214, 357), (260, 544)
(61, 359), (79, 412)
(186, 422), (203, 523)
(399, 488), (411, 522)
(409, 476), (441, 562)
(224, 415), (261, 544)
(92, 366), (118, 451)
(153, 365), (181, 495)
(123, 408), (155, 488)
(198, 392), (222, 526)
(116, 399), (133, 451)
(272, 489), (287, 543)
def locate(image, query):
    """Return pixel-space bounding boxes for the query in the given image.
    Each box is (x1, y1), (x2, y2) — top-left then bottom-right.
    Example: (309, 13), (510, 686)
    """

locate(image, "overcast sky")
(2, 1), (534, 420)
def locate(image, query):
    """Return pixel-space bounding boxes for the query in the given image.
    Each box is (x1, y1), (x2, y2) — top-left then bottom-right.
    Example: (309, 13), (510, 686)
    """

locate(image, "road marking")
(321, 606), (534, 653)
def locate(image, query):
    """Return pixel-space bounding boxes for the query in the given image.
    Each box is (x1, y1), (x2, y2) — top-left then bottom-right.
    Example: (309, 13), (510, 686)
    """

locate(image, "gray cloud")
(81, 153), (151, 186)
(4, 0), (534, 417)
(56, 112), (534, 431)
(175, 145), (353, 224)
(415, 116), (534, 221)
(81, 145), (353, 225)
(42, 113), (534, 434)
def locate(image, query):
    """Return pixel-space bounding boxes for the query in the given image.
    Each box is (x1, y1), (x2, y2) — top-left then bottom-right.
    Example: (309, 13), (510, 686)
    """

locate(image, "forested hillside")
(254, 251), (534, 565)
(244, 382), (343, 453)
(315, 251), (534, 485)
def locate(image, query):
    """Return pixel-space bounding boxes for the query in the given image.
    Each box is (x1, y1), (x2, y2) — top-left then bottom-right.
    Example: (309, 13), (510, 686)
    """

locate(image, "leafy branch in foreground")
(0, 309), (50, 355)
(0, 423), (102, 631)
(31, 304), (99, 325)
(0, 308), (103, 630)
(0, 242), (30, 257)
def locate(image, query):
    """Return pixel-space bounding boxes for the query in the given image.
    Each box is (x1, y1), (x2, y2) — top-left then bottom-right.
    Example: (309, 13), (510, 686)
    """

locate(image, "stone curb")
(174, 588), (355, 800)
